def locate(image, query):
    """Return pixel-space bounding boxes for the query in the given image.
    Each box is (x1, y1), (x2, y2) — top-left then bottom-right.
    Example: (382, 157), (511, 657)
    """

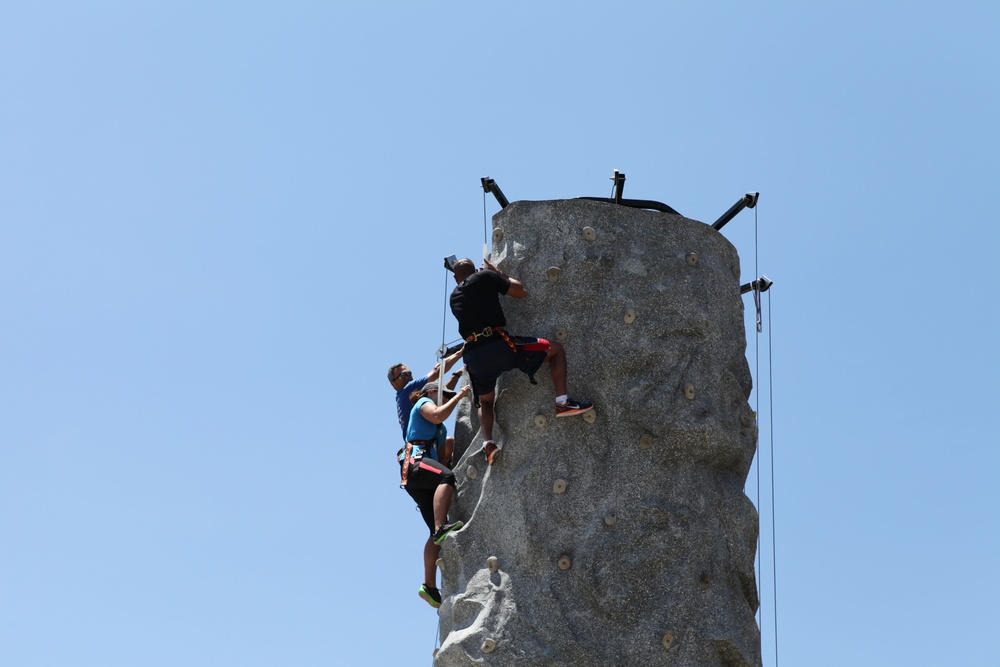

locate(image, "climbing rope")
(753, 204), (762, 639)
(430, 615), (442, 664)
(483, 186), (490, 261)
(437, 265), (451, 405)
(751, 202), (780, 667)
(766, 287), (779, 667)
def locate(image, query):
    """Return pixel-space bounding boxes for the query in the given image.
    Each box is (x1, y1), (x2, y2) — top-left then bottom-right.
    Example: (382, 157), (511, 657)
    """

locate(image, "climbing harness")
(463, 325), (508, 346)
(399, 439), (436, 488)
(466, 325), (543, 386)
(464, 325), (515, 355)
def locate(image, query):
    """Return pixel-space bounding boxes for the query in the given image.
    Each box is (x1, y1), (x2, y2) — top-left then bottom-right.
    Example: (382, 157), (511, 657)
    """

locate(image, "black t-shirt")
(450, 270), (511, 344)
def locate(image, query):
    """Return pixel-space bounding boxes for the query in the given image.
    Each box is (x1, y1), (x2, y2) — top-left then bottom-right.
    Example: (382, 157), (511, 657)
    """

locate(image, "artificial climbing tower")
(435, 196), (761, 667)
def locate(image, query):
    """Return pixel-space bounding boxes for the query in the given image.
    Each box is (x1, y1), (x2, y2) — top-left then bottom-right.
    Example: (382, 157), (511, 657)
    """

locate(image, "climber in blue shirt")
(398, 381), (471, 609)
(387, 346), (464, 439)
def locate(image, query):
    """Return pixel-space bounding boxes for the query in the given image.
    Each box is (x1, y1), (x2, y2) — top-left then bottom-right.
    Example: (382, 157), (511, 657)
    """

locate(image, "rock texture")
(436, 199), (760, 667)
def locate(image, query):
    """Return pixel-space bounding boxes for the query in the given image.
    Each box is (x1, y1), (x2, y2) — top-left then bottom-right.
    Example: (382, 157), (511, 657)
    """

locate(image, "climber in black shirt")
(449, 257), (593, 464)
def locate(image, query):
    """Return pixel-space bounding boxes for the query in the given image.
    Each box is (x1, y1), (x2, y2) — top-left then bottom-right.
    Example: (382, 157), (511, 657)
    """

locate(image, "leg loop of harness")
(495, 328), (540, 384)
(399, 441), (433, 489)
(399, 442), (413, 489)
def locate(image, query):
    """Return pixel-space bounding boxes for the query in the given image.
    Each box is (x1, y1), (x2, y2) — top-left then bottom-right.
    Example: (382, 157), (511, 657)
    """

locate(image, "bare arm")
(445, 368), (463, 391)
(427, 346), (465, 383)
(418, 385), (472, 424)
(482, 259), (528, 299)
(506, 278), (527, 299)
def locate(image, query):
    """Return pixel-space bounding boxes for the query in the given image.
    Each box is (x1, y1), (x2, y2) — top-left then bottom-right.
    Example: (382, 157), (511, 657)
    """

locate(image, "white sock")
(556, 395), (568, 405)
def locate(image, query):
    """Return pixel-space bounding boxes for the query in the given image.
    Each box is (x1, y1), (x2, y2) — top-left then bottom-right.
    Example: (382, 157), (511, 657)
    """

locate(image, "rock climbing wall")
(436, 199), (761, 667)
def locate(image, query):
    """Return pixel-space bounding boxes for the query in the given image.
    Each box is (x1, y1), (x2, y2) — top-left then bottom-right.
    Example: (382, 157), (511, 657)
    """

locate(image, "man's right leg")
(478, 390), (496, 443)
(545, 341), (568, 397)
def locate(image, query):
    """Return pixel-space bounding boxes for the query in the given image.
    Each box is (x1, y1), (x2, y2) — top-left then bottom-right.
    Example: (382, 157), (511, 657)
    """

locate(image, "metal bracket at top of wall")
(740, 275), (773, 295)
(578, 169), (682, 215)
(481, 177), (509, 209)
(713, 192), (759, 230)
(612, 169), (625, 204)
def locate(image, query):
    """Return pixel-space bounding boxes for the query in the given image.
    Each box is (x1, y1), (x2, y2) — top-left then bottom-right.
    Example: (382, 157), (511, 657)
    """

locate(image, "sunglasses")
(392, 370), (413, 382)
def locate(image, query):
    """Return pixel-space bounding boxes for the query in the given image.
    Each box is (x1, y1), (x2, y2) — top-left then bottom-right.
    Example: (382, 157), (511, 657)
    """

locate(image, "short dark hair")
(387, 363), (404, 381)
(453, 258), (476, 280)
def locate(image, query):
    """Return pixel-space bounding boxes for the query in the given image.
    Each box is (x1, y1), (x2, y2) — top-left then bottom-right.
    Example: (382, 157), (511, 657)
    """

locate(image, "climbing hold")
(582, 226), (597, 241)
(554, 327), (568, 342)
(547, 266), (561, 282)
(534, 414), (548, 428)
(604, 514), (617, 527)
(467, 464), (479, 480)
(552, 479), (567, 494)
(684, 384), (696, 400)
(487, 556), (499, 574)
(640, 434), (653, 449)
(582, 410), (597, 424)
(700, 571), (713, 589)
(436, 558), (446, 571)
(433, 648), (439, 659)
(686, 252), (699, 266)
(482, 638), (496, 654)
(740, 412), (754, 427)
(623, 307), (636, 324)
(558, 555), (572, 570)
(492, 228), (503, 245)
(661, 632), (676, 650)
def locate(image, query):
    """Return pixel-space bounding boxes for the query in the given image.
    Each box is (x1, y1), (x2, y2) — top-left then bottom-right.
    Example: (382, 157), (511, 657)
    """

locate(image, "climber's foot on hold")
(432, 521), (464, 545)
(555, 399), (594, 418)
(483, 441), (499, 465)
(418, 583), (442, 609)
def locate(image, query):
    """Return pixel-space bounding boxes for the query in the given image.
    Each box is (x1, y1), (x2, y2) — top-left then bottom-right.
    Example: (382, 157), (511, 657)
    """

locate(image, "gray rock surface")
(436, 199), (760, 667)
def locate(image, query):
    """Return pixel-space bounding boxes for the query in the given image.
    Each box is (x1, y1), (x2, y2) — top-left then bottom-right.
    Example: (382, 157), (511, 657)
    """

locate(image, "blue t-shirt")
(395, 375), (428, 438)
(400, 397), (446, 462)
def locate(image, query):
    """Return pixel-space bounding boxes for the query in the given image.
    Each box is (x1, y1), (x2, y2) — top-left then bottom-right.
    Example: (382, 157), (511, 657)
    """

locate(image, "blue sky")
(2, 3), (997, 666)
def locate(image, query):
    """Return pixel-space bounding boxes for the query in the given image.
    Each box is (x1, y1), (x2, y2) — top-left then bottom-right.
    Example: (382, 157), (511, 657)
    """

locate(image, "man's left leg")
(538, 340), (593, 418)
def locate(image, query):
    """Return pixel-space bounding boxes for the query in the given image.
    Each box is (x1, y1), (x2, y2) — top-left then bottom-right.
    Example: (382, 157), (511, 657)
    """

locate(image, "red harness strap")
(465, 325), (518, 357)
(494, 326), (520, 358)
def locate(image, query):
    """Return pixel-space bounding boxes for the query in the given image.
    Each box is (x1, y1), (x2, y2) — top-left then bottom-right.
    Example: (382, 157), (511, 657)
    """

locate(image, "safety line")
(483, 188), (488, 247)
(438, 265), (449, 405)
(430, 615), (441, 663)
(753, 203), (762, 638)
(767, 288), (780, 667)
(752, 200), (780, 667)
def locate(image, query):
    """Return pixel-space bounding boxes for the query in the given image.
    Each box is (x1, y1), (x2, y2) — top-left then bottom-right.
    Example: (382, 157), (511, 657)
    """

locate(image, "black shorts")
(463, 336), (550, 396)
(402, 457), (456, 535)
